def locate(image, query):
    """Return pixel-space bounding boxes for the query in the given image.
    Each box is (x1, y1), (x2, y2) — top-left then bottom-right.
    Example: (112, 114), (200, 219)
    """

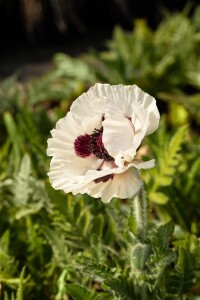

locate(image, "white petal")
(102, 114), (135, 163)
(145, 109), (160, 135)
(48, 157), (80, 191)
(135, 88), (160, 135)
(101, 168), (143, 202)
(81, 115), (102, 134)
(47, 111), (104, 185)
(91, 83), (160, 136)
(70, 90), (106, 119)
(47, 112), (82, 157)
(130, 159), (155, 169)
(74, 167), (143, 203)
(90, 83), (135, 116)
(60, 156), (103, 177)
(48, 157), (102, 193)
(48, 157), (67, 190)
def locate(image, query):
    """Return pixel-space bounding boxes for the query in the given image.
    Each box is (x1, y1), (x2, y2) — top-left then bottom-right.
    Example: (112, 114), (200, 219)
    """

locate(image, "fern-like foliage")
(167, 248), (195, 296)
(80, 260), (117, 282)
(0, 231), (19, 284)
(148, 124), (187, 205)
(104, 276), (138, 300)
(65, 283), (94, 300)
(16, 268), (26, 300)
(2, 268), (26, 300)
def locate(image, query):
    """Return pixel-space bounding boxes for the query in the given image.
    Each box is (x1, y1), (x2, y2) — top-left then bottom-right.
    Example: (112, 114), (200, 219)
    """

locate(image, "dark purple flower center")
(74, 134), (91, 158)
(74, 128), (114, 162)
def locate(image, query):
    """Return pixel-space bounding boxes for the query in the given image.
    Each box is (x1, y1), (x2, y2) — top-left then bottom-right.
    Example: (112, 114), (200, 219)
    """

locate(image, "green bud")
(132, 243), (151, 270)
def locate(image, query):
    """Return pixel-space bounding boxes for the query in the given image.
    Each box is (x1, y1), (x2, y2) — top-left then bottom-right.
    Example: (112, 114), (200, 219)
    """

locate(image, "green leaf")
(149, 125), (187, 206)
(16, 267), (26, 300)
(78, 210), (90, 235)
(11, 154), (32, 206)
(167, 248), (195, 295)
(147, 248), (176, 289)
(150, 192), (168, 205)
(152, 220), (175, 247)
(53, 53), (96, 82)
(18, 154), (31, 179)
(104, 276), (138, 300)
(91, 214), (104, 238)
(74, 199), (84, 221)
(104, 216), (115, 245)
(66, 283), (93, 300)
(56, 269), (68, 300)
(81, 261), (116, 282)
(132, 243), (151, 270)
(3, 291), (9, 300)
(3, 112), (22, 165)
(0, 230), (10, 253)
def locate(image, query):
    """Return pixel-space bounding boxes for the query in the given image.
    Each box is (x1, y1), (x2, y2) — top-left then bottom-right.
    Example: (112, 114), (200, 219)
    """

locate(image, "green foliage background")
(0, 7), (200, 300)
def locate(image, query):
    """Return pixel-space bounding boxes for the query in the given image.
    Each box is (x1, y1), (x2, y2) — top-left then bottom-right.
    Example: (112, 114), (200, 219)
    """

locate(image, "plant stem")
(133, 184), (147, 242)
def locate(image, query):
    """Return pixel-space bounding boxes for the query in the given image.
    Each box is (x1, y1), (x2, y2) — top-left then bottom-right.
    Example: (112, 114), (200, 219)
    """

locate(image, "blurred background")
(0, 0), (198, 80)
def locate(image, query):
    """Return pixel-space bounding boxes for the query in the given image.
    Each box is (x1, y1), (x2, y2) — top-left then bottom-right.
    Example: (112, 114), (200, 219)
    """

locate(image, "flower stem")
(133, 184), (147, 242)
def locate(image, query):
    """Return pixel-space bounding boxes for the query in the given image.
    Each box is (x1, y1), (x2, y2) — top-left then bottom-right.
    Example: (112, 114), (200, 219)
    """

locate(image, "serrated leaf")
(82, 261), (116, 282)
(176, 247), (193, 274)
(15, 202), (43, 220)
(54, 53), (96, 82)
(42, 228), (70, 265)
(66, 283), (93, 300)
(150, 125), (186, 206)
(104, 276), (138, 300)
(147, 248), (176, 289)
(167, 247), (195, 295)
(11, 154), (32, 206)
(152, 220), (174, 247)
(19, 154), (31, 178)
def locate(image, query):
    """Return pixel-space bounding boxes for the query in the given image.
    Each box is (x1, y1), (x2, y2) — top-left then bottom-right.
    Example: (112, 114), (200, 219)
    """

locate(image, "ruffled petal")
(73, 167), (143, 203)
(59, 157), (103, 177)
(102, 114), (135, 163)
(70, 90), (106, 119)
(101, 167), (143, 202)
(90, 83), (160, 136)
(139, 93), (160, 135)
(48, 157), (83, 192)
(130, 159), (155, 169)
(47, 112), (103, 180)
(90, 83), (136, 116)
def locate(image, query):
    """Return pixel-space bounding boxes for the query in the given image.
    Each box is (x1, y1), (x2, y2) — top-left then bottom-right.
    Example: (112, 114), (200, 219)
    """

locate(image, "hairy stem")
(133, 184), (147, 242)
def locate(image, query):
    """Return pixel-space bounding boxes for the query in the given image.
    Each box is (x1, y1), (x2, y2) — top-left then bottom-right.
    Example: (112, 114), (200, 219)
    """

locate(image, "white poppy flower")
(47, 83), (160, 203)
